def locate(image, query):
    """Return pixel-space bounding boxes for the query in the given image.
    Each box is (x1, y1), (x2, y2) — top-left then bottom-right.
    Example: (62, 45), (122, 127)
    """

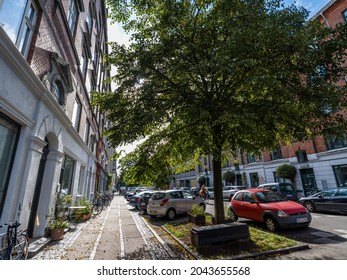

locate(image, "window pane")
(0, 0), (26, 42)
(60, 155), (75, 194)
(0, 114), (20, 215)
(68, 0), (77, 33)
(72, 99), (81, 130)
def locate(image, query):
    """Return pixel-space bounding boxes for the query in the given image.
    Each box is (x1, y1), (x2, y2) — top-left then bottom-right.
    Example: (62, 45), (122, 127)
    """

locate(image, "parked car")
(126, 187), (148, 201)
(228, 189), (311, 232)
(257, 182), (299, 201)
(222, 186), (246, 200)
(147, 190), (206, 220)
(299, 187), (347, 214)
(137, 191), (155, 213)
(207, 187), (214, 199)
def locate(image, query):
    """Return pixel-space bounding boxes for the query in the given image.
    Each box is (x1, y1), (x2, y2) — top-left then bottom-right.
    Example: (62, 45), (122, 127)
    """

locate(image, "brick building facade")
(0, 0), (112, 238)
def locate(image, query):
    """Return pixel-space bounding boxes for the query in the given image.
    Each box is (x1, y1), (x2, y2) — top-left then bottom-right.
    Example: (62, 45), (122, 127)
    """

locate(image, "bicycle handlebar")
(0, 221), (21, 228)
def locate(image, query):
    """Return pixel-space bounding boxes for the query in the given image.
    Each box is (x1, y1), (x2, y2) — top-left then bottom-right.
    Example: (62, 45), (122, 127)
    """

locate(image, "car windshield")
(313, 189), (336, 197)
(254, 191), (285, 203)
(279, 184), (295, 194)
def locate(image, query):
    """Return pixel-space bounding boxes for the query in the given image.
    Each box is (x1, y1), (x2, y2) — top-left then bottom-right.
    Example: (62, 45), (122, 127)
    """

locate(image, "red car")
(229, 189), (311, 232)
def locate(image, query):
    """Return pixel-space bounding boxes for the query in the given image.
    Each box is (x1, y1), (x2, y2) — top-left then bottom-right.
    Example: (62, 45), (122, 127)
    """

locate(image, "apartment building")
(172, 0), (347, 196)
(0, 0), (111, 238)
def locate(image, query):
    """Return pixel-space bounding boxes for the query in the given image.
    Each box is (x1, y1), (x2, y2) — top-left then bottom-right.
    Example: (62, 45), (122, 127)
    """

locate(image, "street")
(30, 196), (347, 260)
(206, 199), (347, 259)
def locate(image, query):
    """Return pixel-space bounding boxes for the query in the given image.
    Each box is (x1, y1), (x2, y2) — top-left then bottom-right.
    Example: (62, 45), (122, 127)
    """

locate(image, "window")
(247, 154), (256, 163)
(59, 155), (75, 195)
(86, 3), (93, 32)
(327, 135), (347, 150)
(342, 9), (347, 22)
(333, 165), (347, 187)
(72, 98), (82, 131)
(51, 79), (64, 105)
(84, 120), (90, 144)
(67, 0), (77, 34)
(0, 113), (20, 216)
(242, 192), (255, 203)
(270, 147), (282, 160)
(249, 173), (259, 188)
(296, 149), (308, 163)
(0, 0), (38, 58)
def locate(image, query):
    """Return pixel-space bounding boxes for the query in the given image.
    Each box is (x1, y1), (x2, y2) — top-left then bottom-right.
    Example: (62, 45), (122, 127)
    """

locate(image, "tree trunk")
(212, 151), (225, 224)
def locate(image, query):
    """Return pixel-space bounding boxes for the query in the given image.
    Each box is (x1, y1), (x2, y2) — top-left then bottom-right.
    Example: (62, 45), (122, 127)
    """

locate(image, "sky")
(107, 0), (332, 154)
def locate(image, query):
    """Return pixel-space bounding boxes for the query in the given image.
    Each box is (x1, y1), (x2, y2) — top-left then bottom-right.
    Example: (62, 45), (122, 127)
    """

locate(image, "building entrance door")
(300, 168), (318, 196)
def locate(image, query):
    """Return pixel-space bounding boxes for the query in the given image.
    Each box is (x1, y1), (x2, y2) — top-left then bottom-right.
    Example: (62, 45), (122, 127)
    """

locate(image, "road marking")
(141, 215), (177, 259)
(130, 209), (156, 259)
(89, 204), (111, 260)
(118, 199), (125, 259)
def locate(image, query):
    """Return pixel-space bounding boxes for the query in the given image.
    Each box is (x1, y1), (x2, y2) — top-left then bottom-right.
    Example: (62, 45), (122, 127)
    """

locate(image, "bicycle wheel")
(11, 234), (29, 260)
(92, 203), (103, 215)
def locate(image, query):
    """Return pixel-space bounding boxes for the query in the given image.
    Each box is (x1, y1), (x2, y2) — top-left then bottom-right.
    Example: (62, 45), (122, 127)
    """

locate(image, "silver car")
(147, 190), (206, 220)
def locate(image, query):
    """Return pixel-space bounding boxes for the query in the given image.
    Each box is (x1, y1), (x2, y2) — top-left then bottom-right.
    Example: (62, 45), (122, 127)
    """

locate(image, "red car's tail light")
(160, 198), (169, 206)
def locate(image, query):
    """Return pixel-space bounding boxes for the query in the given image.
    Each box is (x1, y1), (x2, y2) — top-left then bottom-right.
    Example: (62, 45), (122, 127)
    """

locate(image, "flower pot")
(50, 228), (65, 240)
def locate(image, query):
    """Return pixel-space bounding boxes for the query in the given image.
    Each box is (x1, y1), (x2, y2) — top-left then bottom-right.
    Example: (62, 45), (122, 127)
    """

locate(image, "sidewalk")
(30, 195), (174, 260)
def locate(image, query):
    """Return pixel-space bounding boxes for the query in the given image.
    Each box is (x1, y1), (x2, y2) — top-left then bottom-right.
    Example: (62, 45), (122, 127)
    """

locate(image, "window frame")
(72, 98), (82, 131)
(13, 0), (38, 58)
(342, 9), (347, 22)
(67, 0), (77, 35)
(0, 113), (21, 216)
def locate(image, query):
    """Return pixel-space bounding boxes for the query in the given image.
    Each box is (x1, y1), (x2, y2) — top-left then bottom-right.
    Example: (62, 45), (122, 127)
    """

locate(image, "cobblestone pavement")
(30, 195), (179, 260)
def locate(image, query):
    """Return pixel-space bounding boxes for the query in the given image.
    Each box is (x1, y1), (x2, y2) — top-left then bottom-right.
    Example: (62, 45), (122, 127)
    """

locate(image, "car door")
(239, 192), (263, 221)
(313, 189), (337, 212)
(331, 188), (347, 213)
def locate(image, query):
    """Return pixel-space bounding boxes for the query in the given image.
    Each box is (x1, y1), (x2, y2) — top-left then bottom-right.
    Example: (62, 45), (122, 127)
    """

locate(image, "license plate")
(149, 210), (157, 215)
(140, 202), (146, 206)
(296, 217), (308, 223)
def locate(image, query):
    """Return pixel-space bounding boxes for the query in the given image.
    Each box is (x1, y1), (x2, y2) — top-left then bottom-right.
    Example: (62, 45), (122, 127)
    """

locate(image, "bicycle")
(0, 221), (29, 260)
(92, 193), (104, 216)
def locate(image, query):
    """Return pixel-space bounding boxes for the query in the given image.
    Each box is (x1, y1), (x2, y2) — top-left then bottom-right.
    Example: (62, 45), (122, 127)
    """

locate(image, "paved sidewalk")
(30, 195), (173, 260)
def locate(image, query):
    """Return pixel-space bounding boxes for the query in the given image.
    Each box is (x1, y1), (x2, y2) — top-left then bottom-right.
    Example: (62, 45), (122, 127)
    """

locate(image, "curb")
(161, 225), (310, 260)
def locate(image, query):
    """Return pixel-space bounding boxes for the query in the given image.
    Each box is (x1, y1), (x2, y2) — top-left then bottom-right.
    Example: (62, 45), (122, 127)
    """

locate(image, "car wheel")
(304, 201), (316, 213)
(228, 208), (238, 222)
(264, 216), (279, 232)
(166, 208), (176, 220)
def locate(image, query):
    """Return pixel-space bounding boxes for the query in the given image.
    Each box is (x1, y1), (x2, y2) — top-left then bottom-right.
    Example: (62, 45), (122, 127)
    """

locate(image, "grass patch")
(164, 219), (299, 259)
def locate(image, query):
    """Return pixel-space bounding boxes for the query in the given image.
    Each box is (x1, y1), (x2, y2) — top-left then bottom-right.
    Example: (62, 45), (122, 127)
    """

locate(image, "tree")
(276, 164), (296, 183)
(94, 0), (347, 223)
(223, 171), (236, 185)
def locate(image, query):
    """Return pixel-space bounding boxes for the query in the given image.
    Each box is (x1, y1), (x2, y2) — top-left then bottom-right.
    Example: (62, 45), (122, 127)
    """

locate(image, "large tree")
(93, 0), (347, 223)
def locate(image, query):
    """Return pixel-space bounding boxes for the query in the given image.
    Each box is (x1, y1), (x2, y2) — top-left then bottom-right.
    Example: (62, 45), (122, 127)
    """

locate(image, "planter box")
(189, 214), (206, 225)
(191, 223), (250, 248)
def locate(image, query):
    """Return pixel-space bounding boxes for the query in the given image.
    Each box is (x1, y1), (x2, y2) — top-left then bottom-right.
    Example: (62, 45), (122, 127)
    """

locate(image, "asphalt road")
(206, 199), (347, 259)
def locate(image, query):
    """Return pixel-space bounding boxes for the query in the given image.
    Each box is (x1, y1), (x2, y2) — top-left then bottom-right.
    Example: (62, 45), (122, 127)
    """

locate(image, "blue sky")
(283, 0), (331, 16)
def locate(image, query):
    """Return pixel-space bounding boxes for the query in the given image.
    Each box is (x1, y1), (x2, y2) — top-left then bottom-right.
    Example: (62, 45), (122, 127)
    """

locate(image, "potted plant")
(75, 199), (93, 221)
(49, 219), (69, 240)
(188, 204), (206, 225)
(48, 192), (72, 240)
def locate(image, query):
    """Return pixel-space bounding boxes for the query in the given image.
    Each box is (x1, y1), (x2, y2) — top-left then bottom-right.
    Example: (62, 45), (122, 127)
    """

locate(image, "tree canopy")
(94, 0), (347, 223)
